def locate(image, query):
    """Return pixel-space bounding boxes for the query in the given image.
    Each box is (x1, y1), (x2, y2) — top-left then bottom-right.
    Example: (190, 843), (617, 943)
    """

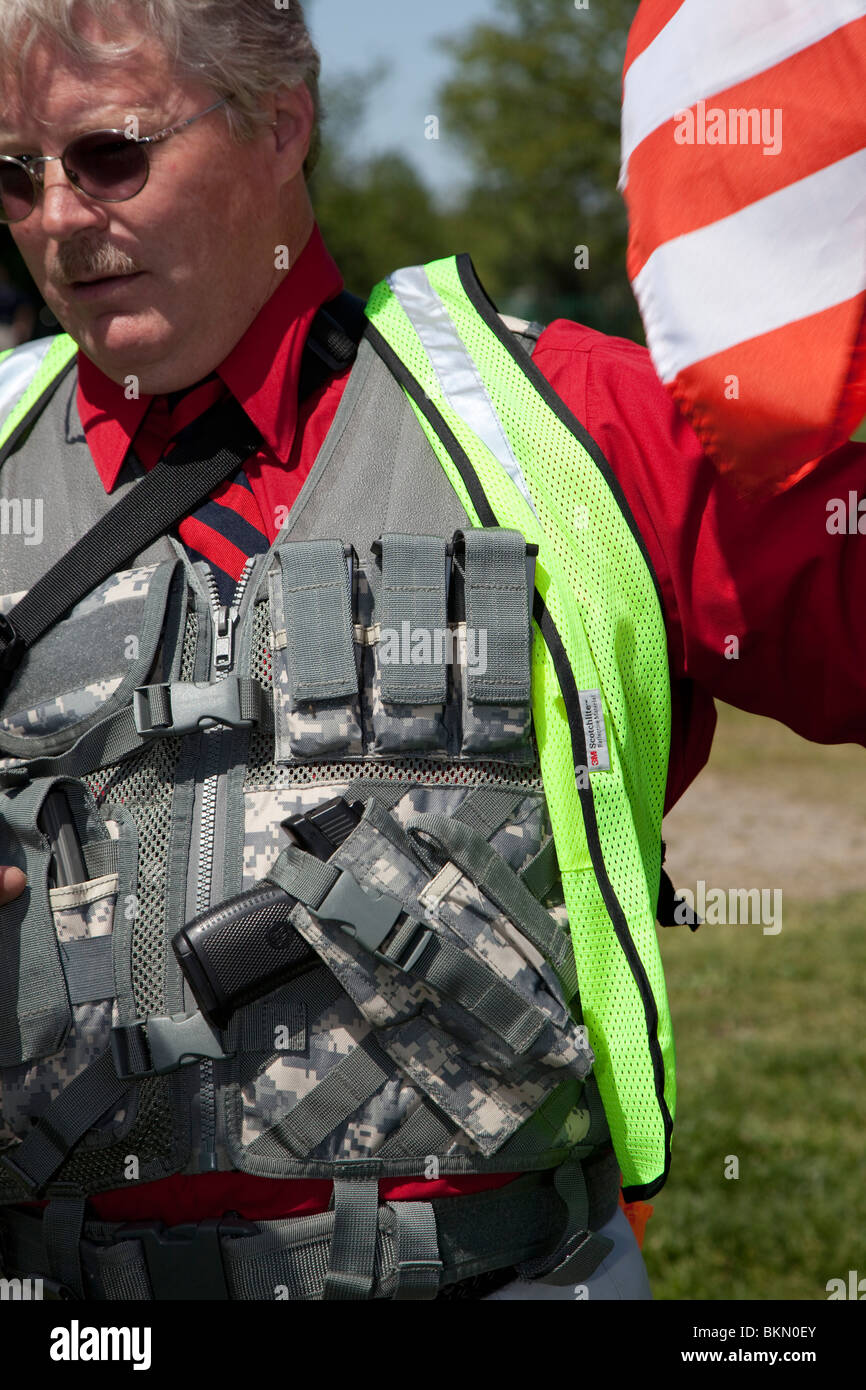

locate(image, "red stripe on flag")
(669, 293), (866, 491)
(625, 17), (866, 280)
(623, 0), (687, 72)
(177, 515), (250, 582)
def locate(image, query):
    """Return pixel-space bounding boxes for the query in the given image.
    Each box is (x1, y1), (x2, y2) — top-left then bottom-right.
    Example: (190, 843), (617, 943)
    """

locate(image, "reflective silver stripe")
(388, 266), (539, 519)
(0, 335), (58, 436)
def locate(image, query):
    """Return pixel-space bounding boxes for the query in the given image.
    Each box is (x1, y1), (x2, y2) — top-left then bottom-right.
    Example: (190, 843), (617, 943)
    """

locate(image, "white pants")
(481, 1206), (652, 1300)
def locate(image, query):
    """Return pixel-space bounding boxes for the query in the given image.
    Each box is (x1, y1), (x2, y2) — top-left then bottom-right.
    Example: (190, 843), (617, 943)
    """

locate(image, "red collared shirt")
(72, 226), (866, 1226)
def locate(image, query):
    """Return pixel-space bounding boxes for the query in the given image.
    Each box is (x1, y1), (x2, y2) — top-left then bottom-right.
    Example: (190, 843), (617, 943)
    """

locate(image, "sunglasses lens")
(0, 159), (36, 223)
(64, 131), (148, 201)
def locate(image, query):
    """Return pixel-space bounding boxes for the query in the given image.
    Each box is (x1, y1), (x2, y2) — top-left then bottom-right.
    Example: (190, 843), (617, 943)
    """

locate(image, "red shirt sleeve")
(532, 318), (866, 810)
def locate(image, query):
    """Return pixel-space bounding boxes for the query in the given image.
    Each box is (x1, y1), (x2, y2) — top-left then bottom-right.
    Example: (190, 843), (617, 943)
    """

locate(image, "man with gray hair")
(0, 0), (859, 1305)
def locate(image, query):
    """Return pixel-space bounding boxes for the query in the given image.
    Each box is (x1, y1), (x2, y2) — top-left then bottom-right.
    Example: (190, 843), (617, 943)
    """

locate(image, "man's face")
(1, 14), (299, 393)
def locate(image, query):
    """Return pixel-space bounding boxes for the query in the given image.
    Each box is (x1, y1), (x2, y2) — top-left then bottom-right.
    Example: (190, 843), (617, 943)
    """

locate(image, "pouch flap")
(274, 541), (358, 703)
(373, 534), (449, 705)
(0, 560), (184, 758)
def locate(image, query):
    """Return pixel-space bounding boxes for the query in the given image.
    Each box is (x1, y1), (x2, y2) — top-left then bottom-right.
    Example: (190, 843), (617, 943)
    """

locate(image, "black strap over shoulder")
(0, 291), (368, 693)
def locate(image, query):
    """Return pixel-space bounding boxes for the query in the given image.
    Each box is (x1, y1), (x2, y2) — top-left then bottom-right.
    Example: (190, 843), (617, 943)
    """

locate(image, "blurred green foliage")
(437, 0), (642, 337)
(313, 0), (642, 338)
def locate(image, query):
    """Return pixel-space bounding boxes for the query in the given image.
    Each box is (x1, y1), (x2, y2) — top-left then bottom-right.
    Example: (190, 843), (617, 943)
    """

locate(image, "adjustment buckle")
(381, 921), (434, 973)
(113, 1216), (256, 1301)
(132, 678), (259, 738)
(317, 868), (404, 953)
(110, 1012), (231, 1079)
(316, 868), (432, 971)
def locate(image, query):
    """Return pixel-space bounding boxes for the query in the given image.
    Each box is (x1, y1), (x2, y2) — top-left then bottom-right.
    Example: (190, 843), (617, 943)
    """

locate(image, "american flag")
(621, 0), (866, 493)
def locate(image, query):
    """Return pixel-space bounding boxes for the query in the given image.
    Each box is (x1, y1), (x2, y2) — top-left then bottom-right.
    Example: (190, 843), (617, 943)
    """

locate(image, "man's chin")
(72, 312), (179, 389)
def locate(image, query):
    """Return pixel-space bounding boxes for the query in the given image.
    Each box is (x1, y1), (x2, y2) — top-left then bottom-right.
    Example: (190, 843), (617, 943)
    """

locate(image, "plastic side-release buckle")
(111, 1215), (257, 1301)
(110, 1011), (231, 1079)
(132, 678), (260, 738)
(317, 868), (433, 970)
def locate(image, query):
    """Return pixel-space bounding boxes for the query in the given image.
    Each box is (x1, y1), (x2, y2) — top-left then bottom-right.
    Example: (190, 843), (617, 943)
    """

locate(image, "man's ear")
(269, 82), (315, 184)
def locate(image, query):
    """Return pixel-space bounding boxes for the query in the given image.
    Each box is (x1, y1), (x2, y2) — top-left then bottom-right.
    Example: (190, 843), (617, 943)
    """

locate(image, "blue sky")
(307, 0), (502, 200)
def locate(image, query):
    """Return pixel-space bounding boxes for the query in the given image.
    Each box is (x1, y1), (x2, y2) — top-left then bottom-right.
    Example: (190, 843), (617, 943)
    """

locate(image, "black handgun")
(172, 797), (364, 1029)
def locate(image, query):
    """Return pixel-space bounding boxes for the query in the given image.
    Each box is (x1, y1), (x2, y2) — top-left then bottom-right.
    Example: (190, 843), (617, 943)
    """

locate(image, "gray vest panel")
(0, 364), (175, 594)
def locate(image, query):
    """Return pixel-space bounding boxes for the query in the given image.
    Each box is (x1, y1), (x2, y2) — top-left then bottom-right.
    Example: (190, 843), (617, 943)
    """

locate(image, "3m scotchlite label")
(579, 689), (610, 771)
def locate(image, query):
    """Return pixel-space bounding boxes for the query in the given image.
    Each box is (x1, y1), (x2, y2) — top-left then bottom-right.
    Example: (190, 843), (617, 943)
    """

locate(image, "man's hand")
(0, 866), (26, 906)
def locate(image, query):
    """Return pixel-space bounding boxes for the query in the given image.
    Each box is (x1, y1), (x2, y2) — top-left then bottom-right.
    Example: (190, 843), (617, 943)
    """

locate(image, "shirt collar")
(77, 223), (344, 492)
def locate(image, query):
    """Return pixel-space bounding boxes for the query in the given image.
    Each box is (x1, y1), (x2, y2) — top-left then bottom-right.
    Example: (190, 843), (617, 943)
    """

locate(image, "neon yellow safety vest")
(363, 255), (674, 1199)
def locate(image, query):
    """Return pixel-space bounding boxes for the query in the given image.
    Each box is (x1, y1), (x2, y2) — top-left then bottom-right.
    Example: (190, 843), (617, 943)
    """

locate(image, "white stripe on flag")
(620, 0), (866, 187)
(632, 147), (866, 382)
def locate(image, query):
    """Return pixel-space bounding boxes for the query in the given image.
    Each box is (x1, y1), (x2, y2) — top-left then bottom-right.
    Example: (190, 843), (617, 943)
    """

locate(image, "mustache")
(54, 240), (141, 284)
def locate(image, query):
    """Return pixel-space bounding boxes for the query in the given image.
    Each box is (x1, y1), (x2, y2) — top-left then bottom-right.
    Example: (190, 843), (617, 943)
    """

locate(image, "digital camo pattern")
(336, 812), (588, 1078)
(266, 559), (535, 763)
(269, 560), (364, 761)
(363, 638), (449, 754)
(262, 810), (593, 1157)
(0, 565), (161, 742)
(0, 676), (125, 738)
(360, 552), (448, 755)
(58, 565), (161, 621)
(52, 878), (117, 943)
(240, 987), (369, 1145)
(422, 868), (572, 1045)
(242, 784), (549, 890)
(240, 988), (422, 1157)
(0, 883), (126, 1145)
(488, 795), (550, 877)
(452, 624), (534, 756)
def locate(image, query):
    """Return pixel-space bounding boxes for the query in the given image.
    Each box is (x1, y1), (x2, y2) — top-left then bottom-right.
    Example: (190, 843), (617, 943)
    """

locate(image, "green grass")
(643, 888), (866, 1300)
(705, 702), (866, 810)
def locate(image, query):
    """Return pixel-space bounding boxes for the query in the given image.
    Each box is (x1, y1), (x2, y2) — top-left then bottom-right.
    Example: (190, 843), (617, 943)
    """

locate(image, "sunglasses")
(0, 95), (231, 224)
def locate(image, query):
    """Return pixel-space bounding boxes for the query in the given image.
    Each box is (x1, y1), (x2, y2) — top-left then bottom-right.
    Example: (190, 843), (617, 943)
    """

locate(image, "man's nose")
(38, 161), (108, 237)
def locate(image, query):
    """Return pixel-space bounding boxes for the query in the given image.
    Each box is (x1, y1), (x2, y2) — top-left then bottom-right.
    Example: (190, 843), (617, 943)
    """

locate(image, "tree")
(438, 0), (642, 340)
(310, 68), (450, 298)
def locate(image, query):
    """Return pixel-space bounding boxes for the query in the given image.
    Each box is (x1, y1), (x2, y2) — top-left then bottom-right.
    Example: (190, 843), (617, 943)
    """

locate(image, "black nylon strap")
(0, 291), (367, 685)
(0, 394), (262, 674)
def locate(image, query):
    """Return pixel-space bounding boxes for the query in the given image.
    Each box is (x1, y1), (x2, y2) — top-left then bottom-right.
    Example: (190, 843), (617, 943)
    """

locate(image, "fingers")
(0, 865), (27, 907)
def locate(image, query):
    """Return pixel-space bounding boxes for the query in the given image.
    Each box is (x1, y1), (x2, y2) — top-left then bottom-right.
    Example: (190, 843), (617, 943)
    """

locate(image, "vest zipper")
(194, 556), (256, 1170)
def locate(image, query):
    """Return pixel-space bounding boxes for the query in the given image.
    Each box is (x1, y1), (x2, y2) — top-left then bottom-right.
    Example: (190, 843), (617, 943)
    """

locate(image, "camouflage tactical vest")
(0, 300), (632, 1301)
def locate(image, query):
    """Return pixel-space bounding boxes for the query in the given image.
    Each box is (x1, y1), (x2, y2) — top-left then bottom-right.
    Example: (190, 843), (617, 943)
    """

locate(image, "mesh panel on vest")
(48, 1075), (176, 1190)
(368, 260), (673, 1192)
